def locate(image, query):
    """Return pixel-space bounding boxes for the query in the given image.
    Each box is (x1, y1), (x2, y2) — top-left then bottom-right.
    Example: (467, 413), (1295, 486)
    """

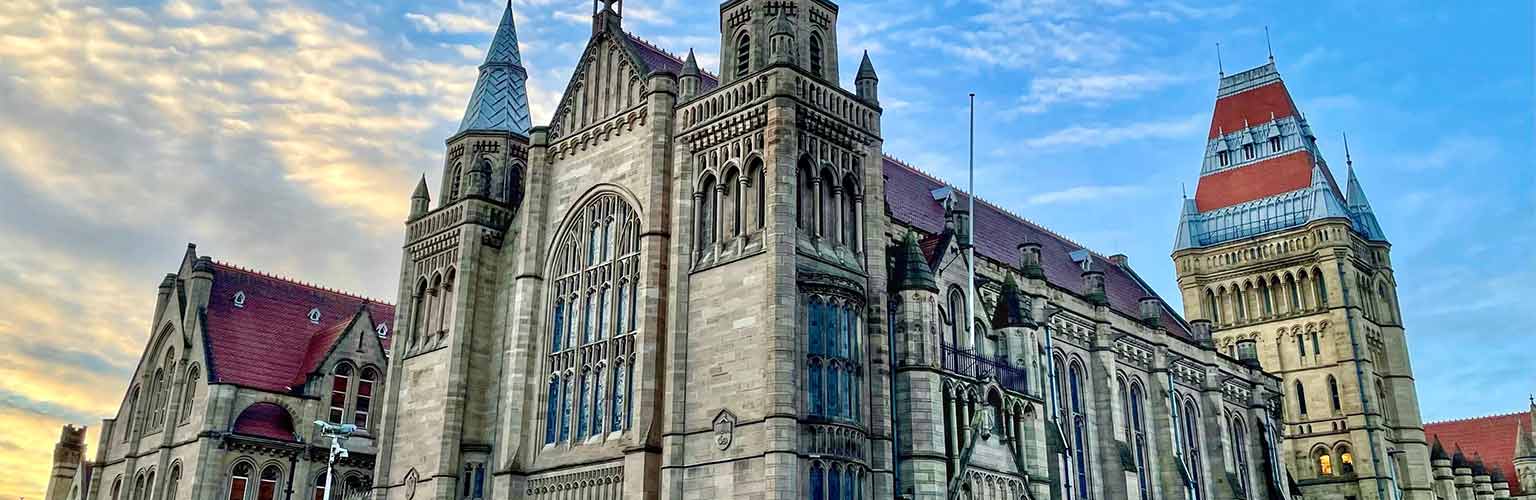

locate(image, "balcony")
(940, 343), (1030, 395)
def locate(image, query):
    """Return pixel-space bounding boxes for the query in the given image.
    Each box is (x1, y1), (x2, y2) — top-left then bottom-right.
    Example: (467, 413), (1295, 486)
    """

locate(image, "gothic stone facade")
(1419, 401), (1536, 499)
(1172, 62), (1434, 500)
(371, 2), (1286, 500)
(60, 246), (394, 500)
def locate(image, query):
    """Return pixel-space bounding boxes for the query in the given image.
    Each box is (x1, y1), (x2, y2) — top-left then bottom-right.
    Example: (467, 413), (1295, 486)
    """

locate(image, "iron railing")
(940, 343), (1029, 394)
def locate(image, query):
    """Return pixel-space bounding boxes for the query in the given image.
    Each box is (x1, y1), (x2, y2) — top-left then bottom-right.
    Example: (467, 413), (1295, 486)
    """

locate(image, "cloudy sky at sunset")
(0, 0), (1531, 497)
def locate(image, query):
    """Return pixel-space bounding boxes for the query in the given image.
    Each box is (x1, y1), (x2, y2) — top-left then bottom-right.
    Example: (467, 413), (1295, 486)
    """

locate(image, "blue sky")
(0, 0), (1530, 496)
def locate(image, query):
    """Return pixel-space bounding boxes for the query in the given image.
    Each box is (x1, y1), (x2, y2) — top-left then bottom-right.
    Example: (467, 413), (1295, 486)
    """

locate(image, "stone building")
(1170, 60), (1434, 499)
(45, 425), (90, 500)
(370, 1), (1287, 499)
(57, 245), (395, 500)
(1419, 400), (1536, 499)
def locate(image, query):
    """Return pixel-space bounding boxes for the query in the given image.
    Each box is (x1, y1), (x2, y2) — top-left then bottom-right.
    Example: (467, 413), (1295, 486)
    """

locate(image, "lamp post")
(314, 421), (357, 500)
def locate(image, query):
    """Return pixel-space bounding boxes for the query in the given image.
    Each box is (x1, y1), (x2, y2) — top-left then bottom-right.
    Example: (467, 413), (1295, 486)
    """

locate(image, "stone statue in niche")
(713, 409), (736, 451)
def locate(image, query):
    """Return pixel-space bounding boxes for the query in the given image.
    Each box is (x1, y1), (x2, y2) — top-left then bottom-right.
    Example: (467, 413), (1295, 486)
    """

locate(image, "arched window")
(1378, 282), (1395, 322)
(698, 174), (718, 251)
(1295, 381), (1308, 416)
(809, 462), (825, 500)
(257, 466), (280, 500)
(1312, 269), (1328, 306)
(1068, 362), (1090, 500)
(828, 463), (842, 500)
(819, 169), (836, 239)
(1231, 417), (1251, 497)
(329, 364), (352, 423)
(1204, 289), (1220, 323)
(1377, 380), (1393, 422)
(1129, 383), (1151, 500)
(410, 279), (428, 347)
(1182, 400), (1204, 499)
(448, 163), (463, 201)
(946, 288), (965, 349)
(752, 160), (766, 231)
(355, 367), (377, 428)
(343, 476), (365, 499)
(1234, 284), (1249, 322)
(149, 368), (165, 430)
(134, 474), (146, 500)
(841, 175), (858, 250)
(1287, 274), (1301, 311)
(1316, 450), (1334, 476)
(545, 193), (641, 446)
(724, 168), (741, 237)
(178, 364), (200, 424)
(808, 33), (824, 76)
(1259, 280), (1274, 317)
(123, 387), (139, 442)
(505, 162), (525, 209)
(166, 464), (181, 500)
(227, 463), (252, 500)
(735, 32), (751, 77)
(797, 160), (815, 231)
(311, 474), (328, 500)
(1328, 376), (1341, 412)
(1339, 447), (1355, 474)
(111, 478), (123, 500)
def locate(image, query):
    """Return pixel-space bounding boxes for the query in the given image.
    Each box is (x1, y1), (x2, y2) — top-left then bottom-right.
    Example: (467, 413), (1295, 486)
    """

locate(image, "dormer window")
(233, 291), (246, 308)
(1243, 143), (1255, 160)
(1217, 150), (1230, 167)
(1269, 136), (1281, 153)
(308, 308), (321, 324)
(376, 323), (389, 338)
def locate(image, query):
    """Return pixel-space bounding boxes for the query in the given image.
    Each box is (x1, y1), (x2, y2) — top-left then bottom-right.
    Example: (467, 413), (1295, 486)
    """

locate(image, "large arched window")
(545, 193), (640, 445)
(1328, 376), (1342, 412)
(1068, 362), (1090, 500)
(448, 163), (463, 201)
(355, 367), (377, 428)
(178, 364), (200, 424)
(123, 386), (139, 442)
(257, 466), (280, 500)
(166, 464), (181, 500)
(945, 288), (965, 349)
(227, 463), (252, 500)
(1203, 289), (1220, 323)
(1315, 449), (1334, 476)
(311, 473), (328, 500)
(1182, 399), (1204, 500)
(797, 159), (815, 231)
(111, 477), (123, 500)
(329, 364), (352, 424)
(1295, 380), (1309, 416)
(735, 32), (751, 77)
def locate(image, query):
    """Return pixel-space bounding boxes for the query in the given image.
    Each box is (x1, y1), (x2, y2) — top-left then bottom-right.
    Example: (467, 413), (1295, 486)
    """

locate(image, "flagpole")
(967, 93), (976, 356)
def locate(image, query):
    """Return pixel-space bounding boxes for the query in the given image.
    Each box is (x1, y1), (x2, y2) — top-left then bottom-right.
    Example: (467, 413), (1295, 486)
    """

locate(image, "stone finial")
(192, 256), (215, 273)
(1018, 241), (1045, 279)
(892, 232), (938, 293)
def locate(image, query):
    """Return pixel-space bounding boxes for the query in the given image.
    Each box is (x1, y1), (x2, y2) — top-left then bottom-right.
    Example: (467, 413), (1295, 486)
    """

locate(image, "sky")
(0, 0), (1531, 497)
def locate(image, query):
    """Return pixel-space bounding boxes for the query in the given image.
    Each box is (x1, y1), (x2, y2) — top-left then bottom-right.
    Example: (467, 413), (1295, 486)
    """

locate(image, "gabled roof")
(622, 34), (719, 92)
(457, 1), (532, 135)
(1426, 411), (1532, 494)
(204, 262), (393, 393)
(883, 157), (1190, 337)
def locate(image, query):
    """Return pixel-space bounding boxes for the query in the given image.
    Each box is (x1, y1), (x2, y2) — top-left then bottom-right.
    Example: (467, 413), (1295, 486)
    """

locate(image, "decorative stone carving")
(714, 409), (737, 450)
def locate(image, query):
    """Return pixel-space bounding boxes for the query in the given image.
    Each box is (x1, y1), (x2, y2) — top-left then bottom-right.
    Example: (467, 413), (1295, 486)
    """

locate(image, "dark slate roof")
(883, 157), (1191, 338)
(892, 231), (938, 292)
(623, 34), (719, 93)
(231, 402), (297, 441)
(204, 262), (393, 393)
(1427, 412), (1532, 493)
(458, 1), (532, 134)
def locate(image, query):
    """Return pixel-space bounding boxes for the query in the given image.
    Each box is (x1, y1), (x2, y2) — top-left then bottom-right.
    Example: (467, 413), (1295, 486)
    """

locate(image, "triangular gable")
(547, 25), (658, 138)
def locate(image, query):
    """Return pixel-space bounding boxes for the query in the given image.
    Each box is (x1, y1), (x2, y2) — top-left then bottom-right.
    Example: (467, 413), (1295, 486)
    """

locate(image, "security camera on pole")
(315, 421), (357, 500)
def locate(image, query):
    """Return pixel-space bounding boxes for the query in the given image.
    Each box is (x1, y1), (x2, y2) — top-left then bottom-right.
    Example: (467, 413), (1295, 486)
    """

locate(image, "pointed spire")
(457, 1), (531, 135)
(682, 49), (700, 77)
(1453, 445), (1470, 468)
(1173, 196), (1202, 251)
(893, 232), (938, 293)
(1432, 435), (1449, 461)
(1517, 423), (1536, 459)
(1341, 139), (1388, 241)
(1265, 26), (1275, 63)
(1216, 42), (1225, 77)
(1307, 160), (1349, 221)
(991, 274), (1033, 329)
(857, 51), (878, 80)
(412, 175), (430, 199)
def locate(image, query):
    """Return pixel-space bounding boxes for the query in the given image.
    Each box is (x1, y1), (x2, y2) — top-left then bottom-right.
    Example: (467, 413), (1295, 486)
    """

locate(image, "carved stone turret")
(679, 49), (702, 100)
(855, 51), (879, 105)
(410, 176), (431, 219)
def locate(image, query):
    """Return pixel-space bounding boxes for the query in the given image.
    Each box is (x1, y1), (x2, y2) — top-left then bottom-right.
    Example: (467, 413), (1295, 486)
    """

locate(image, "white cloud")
(1012, 72), (1184, 115)
(1025, 185), (1145, 205)
(404, 11), (496, 34)
(1010, 114), (1204, 151)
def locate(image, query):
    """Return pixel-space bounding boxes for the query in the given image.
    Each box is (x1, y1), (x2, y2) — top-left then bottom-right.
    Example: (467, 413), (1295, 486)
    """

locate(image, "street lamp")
(314, 421), (357, 500)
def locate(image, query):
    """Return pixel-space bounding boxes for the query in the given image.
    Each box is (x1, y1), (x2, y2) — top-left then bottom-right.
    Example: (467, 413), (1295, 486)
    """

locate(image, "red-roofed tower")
(1172, 61), (1432, 500)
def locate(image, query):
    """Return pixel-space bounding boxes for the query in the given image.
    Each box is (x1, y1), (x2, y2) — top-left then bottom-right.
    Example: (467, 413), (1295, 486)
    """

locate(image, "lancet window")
(803, 293), (864, 424)
(544, 193), (640, 446)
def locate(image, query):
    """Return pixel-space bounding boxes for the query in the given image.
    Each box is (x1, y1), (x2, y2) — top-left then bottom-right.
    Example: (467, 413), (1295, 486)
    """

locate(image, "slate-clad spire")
(857, 51), (878, 81)
(457, 0), (532, 135)
(1345, 160), (1388, 241)
(1516, 423), (1536, 459)
(1432, 435), (1449, 461)
(1308, 162), (1349, 221)
(990, 274), (1033, 329)
(893, 232), (938, 292)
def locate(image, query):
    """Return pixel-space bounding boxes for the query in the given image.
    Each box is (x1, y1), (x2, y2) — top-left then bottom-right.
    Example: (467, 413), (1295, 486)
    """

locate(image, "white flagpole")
(967, 93), (976, 354)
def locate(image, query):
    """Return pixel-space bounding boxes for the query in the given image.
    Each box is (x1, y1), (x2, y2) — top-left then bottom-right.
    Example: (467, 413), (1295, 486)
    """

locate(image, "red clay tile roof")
(204, 262), (393, 393)
(1426, 412), (1531, 494)
(231, 402), (296, 441)
(1209, 80), (1297, 139)
(883, 157), (1190, 337)
(1195, 150), (1316, 211)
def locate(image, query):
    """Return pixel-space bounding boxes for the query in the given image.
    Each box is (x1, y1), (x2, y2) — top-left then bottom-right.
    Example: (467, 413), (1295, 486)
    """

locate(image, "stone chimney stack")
(1018, 242), (1045, 280)
(1080, 259), (1108, 306)
(1455, 446), (1476, 500)
(1431, 437), (1458, 500)
(1138, 296), (1161, 327)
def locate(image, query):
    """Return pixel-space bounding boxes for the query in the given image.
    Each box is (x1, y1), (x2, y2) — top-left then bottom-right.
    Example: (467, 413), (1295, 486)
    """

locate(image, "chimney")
(1138, 297), (1161, 327)
(1190, 319), (1215, 349)
(1110, 254), (1129, 267)
(1081, 267), (1108, 307)
(1018, 242), (1045, 279)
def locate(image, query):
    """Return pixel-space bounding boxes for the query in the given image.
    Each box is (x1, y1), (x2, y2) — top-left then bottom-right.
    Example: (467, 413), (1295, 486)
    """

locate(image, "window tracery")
(804, 293), (863, 424)
(545, 193), (640, 446)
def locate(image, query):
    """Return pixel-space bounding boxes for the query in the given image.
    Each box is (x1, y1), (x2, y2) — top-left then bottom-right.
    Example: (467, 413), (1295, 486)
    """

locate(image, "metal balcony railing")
(940, 343), (1029, 394)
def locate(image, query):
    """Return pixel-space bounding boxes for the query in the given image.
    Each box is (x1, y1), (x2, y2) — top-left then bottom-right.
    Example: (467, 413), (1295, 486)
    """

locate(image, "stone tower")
(718, 0), (842, 84)
(373, 1), (530, 497)
(1171, 61), (1434, 500)
(44, 425), (87, 500)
